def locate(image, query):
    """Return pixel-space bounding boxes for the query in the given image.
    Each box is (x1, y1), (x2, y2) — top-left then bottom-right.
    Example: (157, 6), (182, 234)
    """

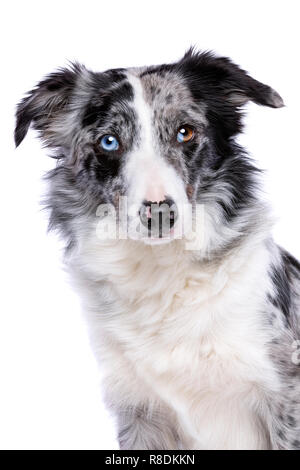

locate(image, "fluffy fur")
(15, 49), (300, 450)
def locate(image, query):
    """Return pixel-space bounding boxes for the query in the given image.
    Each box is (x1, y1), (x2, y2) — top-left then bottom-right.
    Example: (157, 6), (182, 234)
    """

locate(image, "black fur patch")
(82, 81), (134, 128)
(15, 64), (80, 147)
(82, 94), (113, 127)
(281, 249), (300, 279)
(175, 48), (283, 158)
(93, 145), (122, 181)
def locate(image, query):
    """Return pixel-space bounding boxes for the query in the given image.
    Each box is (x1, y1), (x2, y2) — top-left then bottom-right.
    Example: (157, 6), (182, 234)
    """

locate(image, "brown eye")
(176, 125), (195, 143)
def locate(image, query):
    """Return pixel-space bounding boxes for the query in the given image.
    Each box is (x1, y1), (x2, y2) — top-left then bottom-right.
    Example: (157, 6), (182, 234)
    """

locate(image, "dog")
(15, 48), (300, 450)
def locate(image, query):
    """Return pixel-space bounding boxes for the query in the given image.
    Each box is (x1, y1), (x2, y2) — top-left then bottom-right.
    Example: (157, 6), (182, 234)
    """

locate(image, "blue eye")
(100, 135), (119, 152)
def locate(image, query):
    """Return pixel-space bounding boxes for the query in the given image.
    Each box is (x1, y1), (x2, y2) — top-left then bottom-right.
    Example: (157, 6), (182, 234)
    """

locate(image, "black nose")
(139, 198), (178, 237)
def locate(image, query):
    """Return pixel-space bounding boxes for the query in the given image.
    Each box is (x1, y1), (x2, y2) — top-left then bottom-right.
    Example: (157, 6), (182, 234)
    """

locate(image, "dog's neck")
(68, 209), (274, 308)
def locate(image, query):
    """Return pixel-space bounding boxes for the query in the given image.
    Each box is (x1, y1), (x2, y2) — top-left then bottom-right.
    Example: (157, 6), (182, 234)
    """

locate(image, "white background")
(0, 0), (299, 450)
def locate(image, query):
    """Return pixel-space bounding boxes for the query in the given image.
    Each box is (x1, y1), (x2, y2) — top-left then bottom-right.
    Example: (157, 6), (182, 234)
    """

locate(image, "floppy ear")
(15, 63), (85, 148)
(217, 57), (284, 108)
(179, 48), (284, 109)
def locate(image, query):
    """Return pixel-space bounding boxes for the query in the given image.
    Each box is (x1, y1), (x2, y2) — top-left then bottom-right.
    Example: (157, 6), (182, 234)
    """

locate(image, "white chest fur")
(70, 235), (278, 449)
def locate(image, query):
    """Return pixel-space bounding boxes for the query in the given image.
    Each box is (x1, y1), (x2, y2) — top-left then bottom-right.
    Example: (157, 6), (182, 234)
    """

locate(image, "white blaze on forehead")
(126, 73), (154, 154)
(125, 72), (166, 203)
(124, 72), (191, 240)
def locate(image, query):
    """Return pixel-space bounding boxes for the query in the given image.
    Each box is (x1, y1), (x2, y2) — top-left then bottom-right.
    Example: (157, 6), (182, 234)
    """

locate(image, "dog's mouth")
(139, 199), (179, 240)
(114, 197), (194, 244)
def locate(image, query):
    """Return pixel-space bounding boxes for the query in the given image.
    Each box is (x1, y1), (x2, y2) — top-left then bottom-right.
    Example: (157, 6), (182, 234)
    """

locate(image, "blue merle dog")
(15, 49), (300, 449)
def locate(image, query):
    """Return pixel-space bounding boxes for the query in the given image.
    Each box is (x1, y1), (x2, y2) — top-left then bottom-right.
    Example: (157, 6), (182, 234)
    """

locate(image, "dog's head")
(15, 49), (283, 255)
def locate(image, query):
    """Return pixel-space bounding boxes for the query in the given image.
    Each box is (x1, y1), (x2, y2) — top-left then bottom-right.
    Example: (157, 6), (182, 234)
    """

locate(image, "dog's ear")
(179, 48), (284, 109)
(15, 63), (85, 148)
(217, 57), (284, 108)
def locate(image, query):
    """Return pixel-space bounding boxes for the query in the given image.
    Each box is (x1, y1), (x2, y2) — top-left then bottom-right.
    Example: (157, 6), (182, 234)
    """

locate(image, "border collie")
(15, 49), (300, 450)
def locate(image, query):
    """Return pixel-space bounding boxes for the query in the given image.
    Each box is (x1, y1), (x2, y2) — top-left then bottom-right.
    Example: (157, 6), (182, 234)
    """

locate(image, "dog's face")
(15, 49), (283, 253)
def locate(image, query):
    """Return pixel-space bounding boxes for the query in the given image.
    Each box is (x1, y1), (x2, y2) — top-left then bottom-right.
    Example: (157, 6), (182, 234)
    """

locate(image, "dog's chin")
(126, 229), (176, 245)
(129, 226), (177, 246)
(140, 236), (175, 246)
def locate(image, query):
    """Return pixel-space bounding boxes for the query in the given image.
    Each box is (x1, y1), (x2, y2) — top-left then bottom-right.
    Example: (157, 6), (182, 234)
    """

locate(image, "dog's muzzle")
(139, 198), (178, 238)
